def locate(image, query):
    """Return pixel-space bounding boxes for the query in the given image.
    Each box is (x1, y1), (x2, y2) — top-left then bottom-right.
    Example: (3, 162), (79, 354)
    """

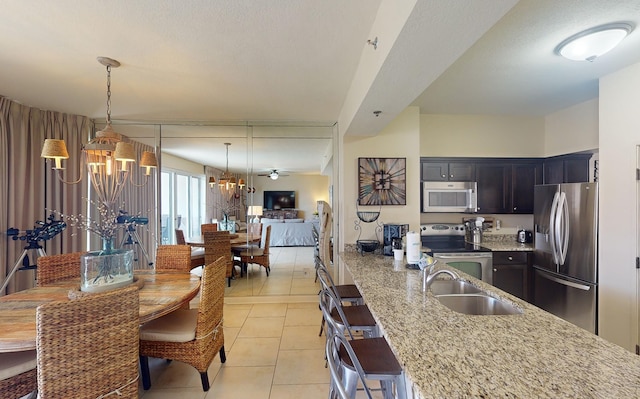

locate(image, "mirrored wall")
(109, 120), (336, 297)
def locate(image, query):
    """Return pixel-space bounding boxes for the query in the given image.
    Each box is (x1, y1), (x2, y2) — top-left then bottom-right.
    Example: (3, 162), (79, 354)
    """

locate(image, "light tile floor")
(139, 246), (333, 399)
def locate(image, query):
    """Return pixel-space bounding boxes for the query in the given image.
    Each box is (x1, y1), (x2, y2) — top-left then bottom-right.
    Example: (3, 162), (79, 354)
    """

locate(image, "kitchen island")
(340, 251), (640, 398)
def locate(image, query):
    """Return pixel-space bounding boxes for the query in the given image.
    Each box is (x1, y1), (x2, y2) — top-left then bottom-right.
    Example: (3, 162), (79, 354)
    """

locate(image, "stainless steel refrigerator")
(533, 182), (598, 334)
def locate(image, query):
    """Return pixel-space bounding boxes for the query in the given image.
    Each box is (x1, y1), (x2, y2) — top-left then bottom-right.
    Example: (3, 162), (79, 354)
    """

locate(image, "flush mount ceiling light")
(555, 22), (634, 62)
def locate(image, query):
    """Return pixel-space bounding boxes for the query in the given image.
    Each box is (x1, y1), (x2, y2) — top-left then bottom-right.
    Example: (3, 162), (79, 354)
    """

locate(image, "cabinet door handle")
(493, 268), (497, 272)
(450, 174), (454, 178)
(513, 207), (517, 211)
(508, 256), (513, 261)
(441, 174), (446, 178)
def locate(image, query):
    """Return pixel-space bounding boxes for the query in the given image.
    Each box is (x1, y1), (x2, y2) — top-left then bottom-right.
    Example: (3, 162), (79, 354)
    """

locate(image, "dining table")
(0, 272), (200, 353)
(186, 233), (261, 248)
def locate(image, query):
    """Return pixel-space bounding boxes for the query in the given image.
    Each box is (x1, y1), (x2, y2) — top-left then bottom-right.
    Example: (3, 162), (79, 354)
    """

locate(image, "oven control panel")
(420, 223), (466, 236)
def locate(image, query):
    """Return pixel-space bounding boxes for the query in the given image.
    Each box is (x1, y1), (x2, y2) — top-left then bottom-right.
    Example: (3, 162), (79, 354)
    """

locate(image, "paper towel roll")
(406, 231), (421, 264)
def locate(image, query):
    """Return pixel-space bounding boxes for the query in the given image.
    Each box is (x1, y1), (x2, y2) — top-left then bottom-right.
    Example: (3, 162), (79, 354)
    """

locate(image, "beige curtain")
(118, 139), (157, 271)
(0, 96), (89, 294)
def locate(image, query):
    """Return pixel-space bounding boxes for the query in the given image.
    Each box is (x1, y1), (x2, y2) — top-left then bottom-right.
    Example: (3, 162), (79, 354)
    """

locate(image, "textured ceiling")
(1, 1), (640, 172)
(413, 0), (640, 115)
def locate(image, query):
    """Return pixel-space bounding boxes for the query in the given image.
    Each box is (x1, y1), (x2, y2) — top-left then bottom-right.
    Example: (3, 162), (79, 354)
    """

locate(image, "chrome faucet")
(422, 268), (460, 292)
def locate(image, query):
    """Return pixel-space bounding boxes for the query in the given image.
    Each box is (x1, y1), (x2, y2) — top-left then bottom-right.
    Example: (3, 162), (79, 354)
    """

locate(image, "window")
(161, 170), (205, 244)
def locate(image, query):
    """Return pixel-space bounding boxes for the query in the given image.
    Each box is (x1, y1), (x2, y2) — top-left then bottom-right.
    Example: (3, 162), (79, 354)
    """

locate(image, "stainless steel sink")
(435, 294), (523, 315)
(429, 280), (482, 296)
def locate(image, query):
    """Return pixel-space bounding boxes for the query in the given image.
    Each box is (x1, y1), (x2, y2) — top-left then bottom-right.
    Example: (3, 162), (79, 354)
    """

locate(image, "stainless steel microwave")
(422, 181), (478, 213)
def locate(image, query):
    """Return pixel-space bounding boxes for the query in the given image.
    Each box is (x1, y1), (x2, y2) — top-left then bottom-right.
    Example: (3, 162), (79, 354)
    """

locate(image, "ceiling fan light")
(270, 171), (279, 180)
(556, 23), (633, 61)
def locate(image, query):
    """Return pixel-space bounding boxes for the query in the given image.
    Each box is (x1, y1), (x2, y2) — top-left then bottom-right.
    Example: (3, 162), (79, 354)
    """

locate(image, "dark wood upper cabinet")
(511, 162), (543, 214)
(475, 163), (511, 213)
(543, 154), (591, 184)
(421, 154), (588, 214)
(421, 161), (475, 181)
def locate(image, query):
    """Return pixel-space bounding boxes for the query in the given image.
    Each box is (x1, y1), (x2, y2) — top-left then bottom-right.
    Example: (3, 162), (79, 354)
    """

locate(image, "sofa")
(260, 218), (318, 247)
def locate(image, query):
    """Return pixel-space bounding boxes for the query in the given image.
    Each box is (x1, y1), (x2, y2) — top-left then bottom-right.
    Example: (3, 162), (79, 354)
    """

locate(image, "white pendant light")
(556, 23), (633, 62)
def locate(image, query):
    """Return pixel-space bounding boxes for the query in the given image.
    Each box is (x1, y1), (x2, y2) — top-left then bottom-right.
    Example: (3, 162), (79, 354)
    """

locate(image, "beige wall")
(341, 107), (421, 245)
(420, 114), (545, 157)
(250, 174), (329, 220)
(161, 152), (204, 175)
(544, 98), (599, 156)
(598, 61), (640, 351)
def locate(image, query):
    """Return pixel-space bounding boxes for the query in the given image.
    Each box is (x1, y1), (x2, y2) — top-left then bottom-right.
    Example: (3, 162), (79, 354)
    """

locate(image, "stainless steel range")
(420, 223), (493, 284)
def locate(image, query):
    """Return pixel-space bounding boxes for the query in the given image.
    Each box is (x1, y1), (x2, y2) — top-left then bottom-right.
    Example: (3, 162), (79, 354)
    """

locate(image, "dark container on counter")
(383, 224), (409, 256)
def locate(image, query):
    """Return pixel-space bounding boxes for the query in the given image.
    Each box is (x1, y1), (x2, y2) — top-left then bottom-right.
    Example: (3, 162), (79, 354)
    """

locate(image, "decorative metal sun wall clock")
(358, 157), (406, 205)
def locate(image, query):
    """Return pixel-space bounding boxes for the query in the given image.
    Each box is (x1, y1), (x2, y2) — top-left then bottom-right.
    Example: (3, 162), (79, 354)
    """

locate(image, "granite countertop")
(479, 241), (534, 251)
(479, 234), (534, 251)
(340, 252), (640, 399)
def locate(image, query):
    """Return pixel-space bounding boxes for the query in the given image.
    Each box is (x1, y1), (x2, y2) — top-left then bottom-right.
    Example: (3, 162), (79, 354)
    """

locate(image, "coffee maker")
(383, 224), (409, 256)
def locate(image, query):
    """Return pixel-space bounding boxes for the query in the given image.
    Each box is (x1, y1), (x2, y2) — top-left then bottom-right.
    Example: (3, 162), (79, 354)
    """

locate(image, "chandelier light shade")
(213, 142), (245, 201)
(41, 139), (70, 169)
(140, 151), (158, 175)
(41, 56), (157, 209)
(555, 22), (634, 62)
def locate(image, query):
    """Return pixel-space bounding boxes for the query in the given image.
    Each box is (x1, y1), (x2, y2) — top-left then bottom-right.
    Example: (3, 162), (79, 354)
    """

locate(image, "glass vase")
(219, 215), (236, 233)
(80, 238), (134, 293)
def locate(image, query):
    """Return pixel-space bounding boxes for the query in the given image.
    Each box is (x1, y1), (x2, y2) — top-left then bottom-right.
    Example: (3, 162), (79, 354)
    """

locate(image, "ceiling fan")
(258, 169), (289, 180)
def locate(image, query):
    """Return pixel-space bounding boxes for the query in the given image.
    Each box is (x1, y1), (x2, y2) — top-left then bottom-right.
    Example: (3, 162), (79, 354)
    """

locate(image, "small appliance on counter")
(463, 217), (485, 244)
(383, 224), (409, 256)
(517, 229), (533, 243)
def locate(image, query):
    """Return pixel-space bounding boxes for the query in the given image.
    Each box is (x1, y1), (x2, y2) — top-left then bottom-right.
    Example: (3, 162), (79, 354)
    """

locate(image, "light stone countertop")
(340, 251), (640, 399)
(479, 241), (534, 252)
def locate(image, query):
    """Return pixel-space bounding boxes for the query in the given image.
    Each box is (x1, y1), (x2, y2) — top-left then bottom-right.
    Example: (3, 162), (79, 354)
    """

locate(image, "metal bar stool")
(320, 289), (407, 399)
(316, 256), (363, 337)
(317, 265), (375, 339)
(326, 332), (373, 399)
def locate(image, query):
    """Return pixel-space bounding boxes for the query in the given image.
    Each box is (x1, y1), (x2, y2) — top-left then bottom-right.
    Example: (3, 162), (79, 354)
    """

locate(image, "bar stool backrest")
(319, 288), (355, 340)
(326, 332), (373, 399)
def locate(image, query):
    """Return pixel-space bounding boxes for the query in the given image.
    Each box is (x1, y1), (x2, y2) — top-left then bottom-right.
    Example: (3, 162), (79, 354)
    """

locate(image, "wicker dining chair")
(36, 285), (140, 399)
(36, 251), (85, 286)
(200, 223), (218, 234)
(175, 229), (187, 245)
(203, 231), (234, 287)
(139, 256), (227, 391)
(0, 351), (37, 399)
(247, 222), (263, 239)
(239, 224), (272, 276)
(176, 229), (205, 269)
(155, 244), (192, 273)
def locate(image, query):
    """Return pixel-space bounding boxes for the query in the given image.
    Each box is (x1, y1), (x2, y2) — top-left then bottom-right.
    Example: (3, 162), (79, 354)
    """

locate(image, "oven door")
(431, 252), (493, 285)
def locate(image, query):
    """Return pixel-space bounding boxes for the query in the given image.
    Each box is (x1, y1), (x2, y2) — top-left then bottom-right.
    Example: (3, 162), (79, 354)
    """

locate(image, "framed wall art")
(358, 157), (406, 205)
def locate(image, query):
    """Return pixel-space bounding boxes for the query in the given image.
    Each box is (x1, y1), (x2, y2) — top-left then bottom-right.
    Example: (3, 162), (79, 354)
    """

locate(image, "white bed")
(261, 218), (318, 247)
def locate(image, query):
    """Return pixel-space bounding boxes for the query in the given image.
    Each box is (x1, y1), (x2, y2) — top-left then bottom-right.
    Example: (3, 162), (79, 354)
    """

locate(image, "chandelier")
(208, 142), (245, 201)
(40, 57), (157, 210)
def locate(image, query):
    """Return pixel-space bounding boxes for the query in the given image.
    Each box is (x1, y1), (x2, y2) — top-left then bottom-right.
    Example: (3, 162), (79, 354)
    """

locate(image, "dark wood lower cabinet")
(492, 251), (531, 302)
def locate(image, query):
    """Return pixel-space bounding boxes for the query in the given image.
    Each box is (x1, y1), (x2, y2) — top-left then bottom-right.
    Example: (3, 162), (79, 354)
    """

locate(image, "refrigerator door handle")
(536, 269), (592, 291)
(549, 191), (560, 264)
(558, 191), (570, 265)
